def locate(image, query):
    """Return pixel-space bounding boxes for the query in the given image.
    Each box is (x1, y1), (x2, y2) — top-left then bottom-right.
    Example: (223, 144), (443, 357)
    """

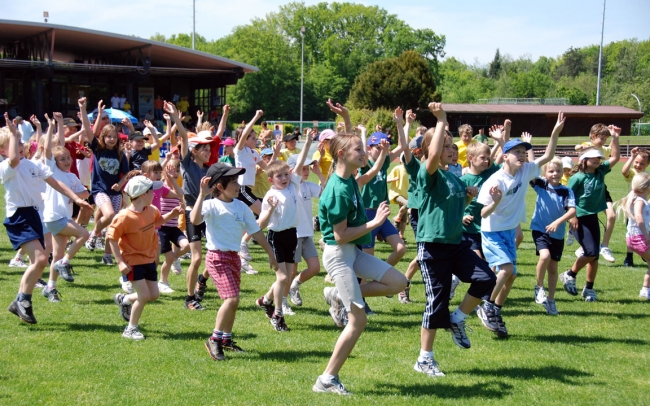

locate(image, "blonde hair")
(327, 133), (360, 178)
(616, 172), (650, 220)
(0, 127), (11, 150)
(466, 142), (490, 167)
(542, 157), (563, 175)
(458, 124), (473, 136)
(589, 123), (610, 139)
(51, 146), (70, 160)
(265, 160), (290, 179)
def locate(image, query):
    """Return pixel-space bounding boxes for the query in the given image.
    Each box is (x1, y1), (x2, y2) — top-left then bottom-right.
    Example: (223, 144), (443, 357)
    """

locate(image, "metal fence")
(477, 98), (569, 105)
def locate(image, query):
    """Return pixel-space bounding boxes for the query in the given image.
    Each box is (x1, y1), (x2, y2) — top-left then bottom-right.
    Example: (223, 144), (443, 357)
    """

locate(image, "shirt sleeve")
(0, 159), (16, 182)
(38, 161), (53, 179)
(119, 153), (130, 175)
(290, 173), (302, 187)
(201, 200), (213, 219)
(323, 190), (352, 227)
(476, 177), (497, 205)
(566, 188), (576, 208)
(307, 181), (322, 198)
(162, 185), (171, 198)
(106, 212), (124, 241)
(243, 205), (261, 235)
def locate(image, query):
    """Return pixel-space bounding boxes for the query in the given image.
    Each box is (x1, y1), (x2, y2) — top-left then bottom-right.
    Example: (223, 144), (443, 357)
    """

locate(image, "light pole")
(596, 0), (606, 106)
(192, 0), (196, 50)
(631, 93), (642, 136)
(300, 26), (305, 132)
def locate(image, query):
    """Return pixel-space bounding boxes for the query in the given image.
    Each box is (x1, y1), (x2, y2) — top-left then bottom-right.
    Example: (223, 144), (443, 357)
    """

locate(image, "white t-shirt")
(0, 157), (52, 218)
(17, 121), (35, 143)
(626, 196), (650, 238)
(477, 161), (539, 232)
(234, 146), (261, 186)
(76, 157), (92, 187)
(110, 96), (120, 109)
(202, 198), (260, 252)
(43, 157), (86, 222)
(297, 180), (321, 238)
(119, 97), (126, 109)
(261, 173), (302, 231)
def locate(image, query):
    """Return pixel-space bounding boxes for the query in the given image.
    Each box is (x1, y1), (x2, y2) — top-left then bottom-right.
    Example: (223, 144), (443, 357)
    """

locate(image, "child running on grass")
(411, 103), (496, 378)
(561, 126), (621, 302)
(190, 163), (278, 360)
(2, 113), (92, 324)
(313, 118), (406, 395)
(110, 176), (182, 340)
(615, 172), (650, 300)
(476, 112), (565, 337)
(621, 148), (650, 267)
(529, 158), (576, 315)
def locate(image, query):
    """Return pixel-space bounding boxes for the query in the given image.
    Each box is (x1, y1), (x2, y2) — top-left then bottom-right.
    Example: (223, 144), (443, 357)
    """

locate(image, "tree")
(488, 49), (502, 79)
(348, 51), (438, 110)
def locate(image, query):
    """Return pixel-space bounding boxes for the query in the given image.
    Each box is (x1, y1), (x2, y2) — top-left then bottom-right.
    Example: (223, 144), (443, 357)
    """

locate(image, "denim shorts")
(44, 217), (71, 236)
(481, 229), (517, 275)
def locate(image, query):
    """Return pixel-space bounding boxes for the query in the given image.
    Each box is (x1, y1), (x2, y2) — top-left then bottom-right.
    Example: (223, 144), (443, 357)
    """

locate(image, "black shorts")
(417, 240), (496, 330)
(604, 186), (612, 204)
(126, 262), (158, 282)
(159, 226), (188, 253)
(462, 232), (483, 254)
(267, 227), (298, 263)
(185, 209), (205, 243)
(3, 206), (45, 250)
(532, 230), (565, 261)
(576, 214), (600, 258)
(237, 185), (259, 207)
(409, 208), (419, 236)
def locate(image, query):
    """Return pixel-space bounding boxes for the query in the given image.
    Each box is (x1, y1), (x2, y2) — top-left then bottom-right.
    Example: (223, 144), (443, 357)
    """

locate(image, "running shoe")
(53, 259), (75, 283)
(119, 277), (134, 294)
(534, 285), (547, 304)
(222, 338), (244, 352)
(413, 357), (445, 377)
(35, 278), (47, 289)
(399, 287), (412, 304)
(560, 271), (578, 296)
(312, 375), (351, 395)
(476, 301), (500, 333)
(289, 281), (303, 306)
(639, 287), (650, 300)
(114, 293), (132, 322)
(85, 235), (96, 251)
(543, 299), (559, 315)
(575, 247), (584, 258)
(256, 296), (275, 319)
(8, 299), (37, 324)
(282, 303), (296, 316)
(158, 281), (174, 294)
(101, 255), (114, 266)
(600, 245), (615, 263)
(239, 241), (252, 261)
(206, 338), (225, 360)
(42, 286), (62, 303)
(8, 257), (28, 268)
(582, 287), (597, 302)
(184, 299), (205, 310)
(447, 318), (471, 349)
(195, 277), (207, 301)
(364, 301), (376, 316)
(122, 326), (145, 340)
(270, 314), (290, 332)
(565, 232), (575, 246)
(240, 258), (258, 275)
(171, 259), (182, 275)
(493, 306), (508, 338)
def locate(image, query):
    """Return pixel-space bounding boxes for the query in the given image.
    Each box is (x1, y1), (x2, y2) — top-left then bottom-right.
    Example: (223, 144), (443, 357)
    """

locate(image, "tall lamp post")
(596, 0), (606, 106)
(631, 93), (642, 136)
(192, 0), (196, 50)
(300, 26), (305, 132)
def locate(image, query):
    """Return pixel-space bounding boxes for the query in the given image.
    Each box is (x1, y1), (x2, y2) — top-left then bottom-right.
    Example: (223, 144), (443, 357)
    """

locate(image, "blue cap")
(502, 138), (532, 154)
(260, 148), (274, 156)
(367, 132), (389, 146)
(409, 136), (423, 149)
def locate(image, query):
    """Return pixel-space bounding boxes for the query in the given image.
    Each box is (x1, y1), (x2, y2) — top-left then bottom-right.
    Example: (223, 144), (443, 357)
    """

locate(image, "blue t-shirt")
(529, 178), (576, 240)
(90, 138), (129, 196)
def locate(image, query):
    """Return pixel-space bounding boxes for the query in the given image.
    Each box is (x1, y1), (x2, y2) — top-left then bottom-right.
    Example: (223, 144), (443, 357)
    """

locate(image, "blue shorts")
(158, 226), (187, 254)
(3, 206), (45, 250)
(44, 217), (71, 236)
(126, 262), (158, 282)
(409, 208), (419, 236)
(462, 232), (483, 254)
(361, 208), (399, 249)
(481, 229), (517, 275)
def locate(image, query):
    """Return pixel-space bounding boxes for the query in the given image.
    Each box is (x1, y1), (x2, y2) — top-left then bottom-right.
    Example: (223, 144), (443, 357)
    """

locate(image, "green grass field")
(1, 167), (649, 405)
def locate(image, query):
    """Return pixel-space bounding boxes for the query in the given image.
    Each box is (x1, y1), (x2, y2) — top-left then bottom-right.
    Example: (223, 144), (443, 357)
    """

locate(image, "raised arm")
(521, 132), (534, 162)
(535, 111), (565, 167)
(388, 107), (404, 162)
(621, 147), (640, 178)
(607, 125), (621, 167)
(44, 115), (56, 161)
(327, 99), (352, 134)
(53, 112), (65, 147)
(143, 120), (160, 151)
(236, 110), (263, 151)
(357, 140), (389, 188)
(196, 110), (203, 130)
(78, 98), (93, 144)
(396, 108), (411, 164)
(164, 101), (188, 158)
(257, 196), (278, 230)
(5, 113), (20, 168)
(158, 114), (172, 144)
(425, 103), (447, 176)
(292, 129), (314, 175)
(215, 105), (230, 139)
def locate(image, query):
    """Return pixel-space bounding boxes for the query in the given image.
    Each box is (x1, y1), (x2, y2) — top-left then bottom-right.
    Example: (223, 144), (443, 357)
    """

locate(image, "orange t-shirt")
(106, 205), (161, 266)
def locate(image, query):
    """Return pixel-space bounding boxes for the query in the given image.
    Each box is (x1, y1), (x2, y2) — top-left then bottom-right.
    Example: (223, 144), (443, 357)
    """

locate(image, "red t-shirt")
(64, 141), (87, 178)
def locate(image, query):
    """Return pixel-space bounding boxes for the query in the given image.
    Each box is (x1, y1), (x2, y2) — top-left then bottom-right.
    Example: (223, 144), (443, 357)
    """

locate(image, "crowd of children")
(2, 95), (648, 396)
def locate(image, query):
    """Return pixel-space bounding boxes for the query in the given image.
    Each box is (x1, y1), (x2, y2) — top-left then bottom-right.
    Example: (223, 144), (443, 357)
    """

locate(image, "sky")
(3, 0), (650, 65)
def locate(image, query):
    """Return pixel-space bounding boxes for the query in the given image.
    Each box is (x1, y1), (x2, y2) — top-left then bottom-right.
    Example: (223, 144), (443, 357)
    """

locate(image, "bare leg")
(18, 240), (49, 295)
(547, 260), (558, 300)
(601, 203), (616, 247)
(186, 240), (202, 296)
(128, 279), (160, 325)
(215, 297), (240, 332)
(324, 304), (367, 375)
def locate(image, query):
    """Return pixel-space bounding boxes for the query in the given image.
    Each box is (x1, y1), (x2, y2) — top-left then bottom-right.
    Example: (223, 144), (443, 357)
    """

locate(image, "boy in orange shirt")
(108, 176), (182, 340)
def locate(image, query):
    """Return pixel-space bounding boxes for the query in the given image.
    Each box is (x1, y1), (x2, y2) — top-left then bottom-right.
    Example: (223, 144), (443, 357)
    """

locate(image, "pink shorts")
(205, 250), (241, 299)
(626, 235), (649, 256)
(94, 193), (122, 213)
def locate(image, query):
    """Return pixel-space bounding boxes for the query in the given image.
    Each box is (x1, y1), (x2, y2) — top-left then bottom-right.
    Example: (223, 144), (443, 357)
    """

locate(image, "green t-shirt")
(218, 155), (235, 166)
(473, 134), (489, 144)
(401, 154), (421, 209)
(568, 161), (611, 217)
(460, 163), (500, 234)
(416, 165), (467, 244)
(359, 156), (390, 209)
(319, 173), (371, 246)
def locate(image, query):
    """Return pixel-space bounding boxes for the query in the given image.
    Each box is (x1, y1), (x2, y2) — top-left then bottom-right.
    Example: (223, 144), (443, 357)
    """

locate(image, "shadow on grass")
(75, 283), (117, 292)
(44, 322), (122, 333)
(524, 334), (647, 346)
(159, 330), (258, 341)
(256, 349), (331, 362)
(505, 308), (649, 319)
(367, 381), (513, 399)
(456, 366), (592, 384)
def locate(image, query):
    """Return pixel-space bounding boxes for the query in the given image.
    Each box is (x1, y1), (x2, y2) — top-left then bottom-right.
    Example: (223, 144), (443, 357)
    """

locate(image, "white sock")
(419, 349), (433, 361)
(450, 308), (468, 323)
(47, 280), (56, 289)
(293, 278), (302, 287)
(282, 296), (288, 306)
(61, 257), (70, 265)
(321, 373), (336, 382)
(123, 296), (133, 305)
(263, 296), (272, 305)
(127, 323), (137, 330)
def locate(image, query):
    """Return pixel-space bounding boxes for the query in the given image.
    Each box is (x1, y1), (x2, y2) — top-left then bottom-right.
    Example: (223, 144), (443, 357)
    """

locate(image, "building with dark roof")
(442, 104), (644, 136)
(0, 20), (257, 120)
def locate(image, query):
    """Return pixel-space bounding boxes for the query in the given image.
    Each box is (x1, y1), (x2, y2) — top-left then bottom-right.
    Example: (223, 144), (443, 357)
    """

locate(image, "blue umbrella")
(88, 108), (138, 124)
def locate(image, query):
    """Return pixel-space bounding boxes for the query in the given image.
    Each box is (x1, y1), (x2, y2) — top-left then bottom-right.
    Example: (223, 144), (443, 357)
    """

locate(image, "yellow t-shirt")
(560, 173), (571, 186)
(279, 147), (301, 162)
(312, 149), (333, 180)
(252, 166), (272, 199)
(388, 164), (409, 204)
(455, 139), (476, 168)
(579, 142), (612, 159)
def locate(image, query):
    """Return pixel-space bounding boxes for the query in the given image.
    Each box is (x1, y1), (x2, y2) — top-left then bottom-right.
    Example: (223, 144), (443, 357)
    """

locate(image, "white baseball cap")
(124, 176), (163, 198)
(579, 149), (605, 161)
(561, 156), (573, 169)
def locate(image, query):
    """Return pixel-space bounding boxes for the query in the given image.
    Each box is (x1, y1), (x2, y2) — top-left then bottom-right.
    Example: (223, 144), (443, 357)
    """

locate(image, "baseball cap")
(222, 138), (235, 146)
(128, 131), (145, 141)
(143, 127), (159, 136)
(367, 132), (389, 146)
(287, 154), (315, 169)
(561, 156), (573, 169)
(63, 118), (79, 127)
(409, 135), (423, 149)
(260, 148), (274, 156)
(283, 133), (299, 142)
(319, 129), (336, 142)
(125, 176), (163, 198)
(205, 163), (245, 188)
(579, 149), (605, 161)
(196, 130), (213, 140)
(502, 138), (532, 154)
(187, 136), (213, 150)
(119, 133), (128, 141)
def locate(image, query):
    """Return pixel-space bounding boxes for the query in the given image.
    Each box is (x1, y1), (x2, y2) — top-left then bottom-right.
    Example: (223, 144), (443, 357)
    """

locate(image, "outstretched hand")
(553, 111), (566, 133)
(326, 99), (348, 117)
(428, 102), (446, 121)
(488, 185), (502, 203)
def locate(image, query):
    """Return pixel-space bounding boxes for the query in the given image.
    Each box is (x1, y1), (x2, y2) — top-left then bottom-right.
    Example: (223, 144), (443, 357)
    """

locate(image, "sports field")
(1, 168), (648, 405)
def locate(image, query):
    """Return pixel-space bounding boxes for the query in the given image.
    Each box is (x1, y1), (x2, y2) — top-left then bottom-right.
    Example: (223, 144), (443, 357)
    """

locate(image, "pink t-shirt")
(153, 186), (170, 229)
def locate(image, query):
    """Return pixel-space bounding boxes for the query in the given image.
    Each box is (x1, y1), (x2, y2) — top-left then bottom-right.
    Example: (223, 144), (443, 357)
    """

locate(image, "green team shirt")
(319, 173), (371, 246)
(401, 153), (421, 209)
(416, 165), (467, 244)
(359, 156), (390, 209)
(568, 161), (611, 217)
(460, 164), (500, 234)
(218, 155), (235, 166)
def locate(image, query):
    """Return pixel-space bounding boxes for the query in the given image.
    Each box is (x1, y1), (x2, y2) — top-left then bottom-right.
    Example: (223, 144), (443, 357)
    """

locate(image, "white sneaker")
(449, 275), (460, 300)
(239, 242), (252, 261)
(9, 258), (28, 268)
(542, 299), (559, 315)
(534, 285), (547, 304)
(566, 232), (575, 246)
(599, 246), (615, 263)
(171, 259), (182, 275)
(575, 247), (584, 258)
(241, 258), (258, 275)
(639, 287), (650, 300)
(158, 281), (174, 294)
(289, 281), (303, 306)
(119, 277), (134, 294)
(582, 287), (597, 302)
(413, 357), (445, 377)
(122, 326), (145, 340)
(282, 303), (295, 316)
